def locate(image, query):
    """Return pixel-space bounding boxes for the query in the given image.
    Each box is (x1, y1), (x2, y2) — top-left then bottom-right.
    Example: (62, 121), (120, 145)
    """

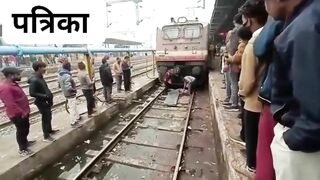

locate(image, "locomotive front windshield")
(163, 27), (180, 39)
(183, 25), (202, 39)
(162, 24), (203, 40)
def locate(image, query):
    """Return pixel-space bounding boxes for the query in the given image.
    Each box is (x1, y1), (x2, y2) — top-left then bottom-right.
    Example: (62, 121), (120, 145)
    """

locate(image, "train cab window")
(162, 26), (180, 40)
(183, 25), (202, 39)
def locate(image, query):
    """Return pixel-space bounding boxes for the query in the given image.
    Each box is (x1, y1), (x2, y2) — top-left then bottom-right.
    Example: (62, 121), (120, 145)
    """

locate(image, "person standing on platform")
(0, 67), (34, 156)
(223, 13), (243, 111)
(227, 26), (252, 145)
(78, 62), (96, 117)
(99, 55), (113, 103)
(58, 62), (81, 127)
(265, 0), (320, 179)
(238, 0), (268, 172)
(28, 62), (58, 142)
(82, 55), (96, 94)
(113, 57), (123, 93)
(122, 56), (132, 92)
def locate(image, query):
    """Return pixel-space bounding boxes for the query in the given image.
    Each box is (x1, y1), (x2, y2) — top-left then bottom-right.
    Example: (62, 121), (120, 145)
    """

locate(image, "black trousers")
(123, 70), (131, 91)
(82, 89), (95, 115)
(92, 83), (96, 94)
(37, 103), (52, 138)
(240, 99), (245, 141)
(11, 117), (30, 151)
(244, 109), (260, 169)
(92, 83), (96, 108)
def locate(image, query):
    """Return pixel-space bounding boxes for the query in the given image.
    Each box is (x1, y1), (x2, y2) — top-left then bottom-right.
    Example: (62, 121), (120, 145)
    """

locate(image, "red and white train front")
(155, 17), (209, 86)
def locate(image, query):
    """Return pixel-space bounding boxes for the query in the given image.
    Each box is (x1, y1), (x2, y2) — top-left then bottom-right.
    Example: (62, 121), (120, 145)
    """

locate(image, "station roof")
(103, 38), (142, 46)
(209, 0), (246, 35)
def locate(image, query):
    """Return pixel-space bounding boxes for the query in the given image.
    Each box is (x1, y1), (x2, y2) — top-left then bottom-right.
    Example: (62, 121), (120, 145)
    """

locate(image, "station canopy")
(103, 38), (142, 46)
(210, 0), (246, 39)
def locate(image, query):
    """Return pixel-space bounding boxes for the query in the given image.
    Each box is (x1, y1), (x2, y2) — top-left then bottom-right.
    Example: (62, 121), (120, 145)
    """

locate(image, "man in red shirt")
(0, 67), (33, 156)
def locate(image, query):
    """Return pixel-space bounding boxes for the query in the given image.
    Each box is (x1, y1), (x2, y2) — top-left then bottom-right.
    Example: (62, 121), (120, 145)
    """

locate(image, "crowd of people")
(220, 0), (320, 179)
(0, 55), (133, 156)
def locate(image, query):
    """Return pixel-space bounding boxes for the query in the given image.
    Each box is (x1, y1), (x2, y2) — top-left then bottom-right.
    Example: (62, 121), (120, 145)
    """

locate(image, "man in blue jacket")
(264, 0), (320, 179)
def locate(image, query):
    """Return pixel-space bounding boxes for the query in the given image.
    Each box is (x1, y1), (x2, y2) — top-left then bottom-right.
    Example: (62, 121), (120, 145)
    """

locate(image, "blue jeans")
(225, 72), (231, 100)
(228, 71), (239, 106)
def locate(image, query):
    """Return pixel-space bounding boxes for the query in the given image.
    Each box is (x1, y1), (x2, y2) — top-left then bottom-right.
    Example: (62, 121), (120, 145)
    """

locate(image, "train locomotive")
(155, 17), (209, 87)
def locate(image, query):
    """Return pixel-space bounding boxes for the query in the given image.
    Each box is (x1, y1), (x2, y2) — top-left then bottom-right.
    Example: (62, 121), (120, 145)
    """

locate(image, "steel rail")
(18, 57), (151, 88)
(0, 62), (153, 111)
(72, 87), (165, 180)
(172, 92), (195, 180)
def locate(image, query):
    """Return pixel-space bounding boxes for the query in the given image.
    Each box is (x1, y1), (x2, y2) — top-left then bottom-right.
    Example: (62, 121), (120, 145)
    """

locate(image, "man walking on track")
(0, 67), (34, 156)
(99, 55), (113, 103)
(29, 61), (59, 143)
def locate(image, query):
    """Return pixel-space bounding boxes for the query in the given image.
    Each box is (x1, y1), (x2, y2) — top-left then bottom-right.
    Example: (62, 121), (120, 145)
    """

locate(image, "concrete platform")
(208, 71), (254, 180)
(0, 75), (158, 180)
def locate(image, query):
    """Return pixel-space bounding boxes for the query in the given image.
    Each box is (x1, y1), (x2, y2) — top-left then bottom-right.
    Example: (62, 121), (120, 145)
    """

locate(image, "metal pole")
(85, 53), (93, 79)
(135, 3), (139, 25)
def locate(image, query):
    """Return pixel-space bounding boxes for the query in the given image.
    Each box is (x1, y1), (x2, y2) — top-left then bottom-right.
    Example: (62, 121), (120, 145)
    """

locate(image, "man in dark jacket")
(99, 55), (113, 103)
(265, 0), (320, 179)
(0, 67), (33, 156)
(29, 61), (58, 142)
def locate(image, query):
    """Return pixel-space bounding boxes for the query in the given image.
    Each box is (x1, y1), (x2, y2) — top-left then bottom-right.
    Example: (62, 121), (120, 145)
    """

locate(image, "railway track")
(0, 65), (156, 129)
(18, 56), (152, 87)
(0, 58), (153, 111)
(68, 87), (195, 180)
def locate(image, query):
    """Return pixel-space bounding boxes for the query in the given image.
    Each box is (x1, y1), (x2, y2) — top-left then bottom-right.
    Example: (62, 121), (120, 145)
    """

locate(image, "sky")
(0, 0), (215, 48)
